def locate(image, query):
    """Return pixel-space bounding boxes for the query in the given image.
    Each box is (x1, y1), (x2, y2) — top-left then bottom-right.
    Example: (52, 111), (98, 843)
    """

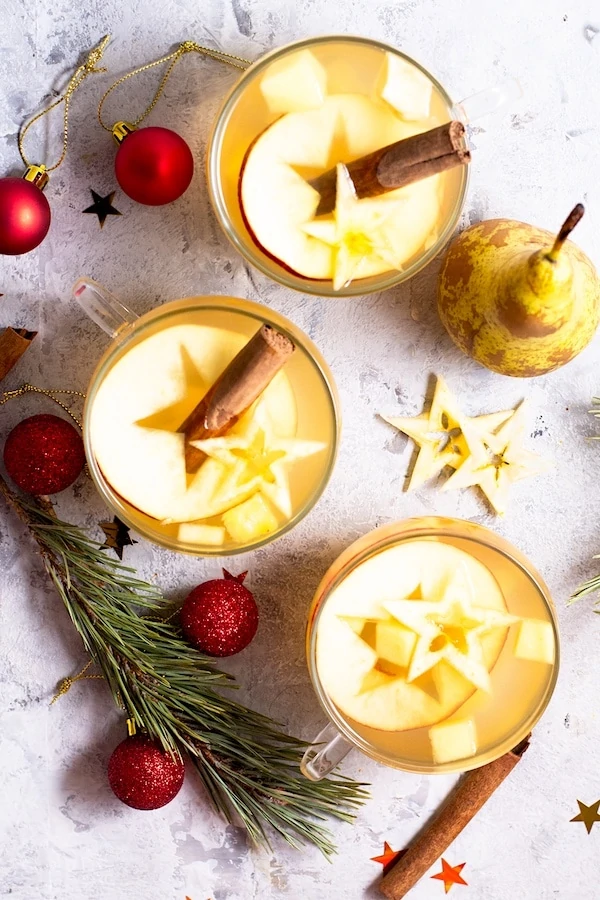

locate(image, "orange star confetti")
(371, 841), (406, 873)
(431, 858), (468, 893)
(570, 799), (600, 834)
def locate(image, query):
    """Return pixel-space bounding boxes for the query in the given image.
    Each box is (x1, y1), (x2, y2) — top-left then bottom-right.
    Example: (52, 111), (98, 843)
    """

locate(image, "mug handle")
(72, 276), (138, 338)
(300, 722), (355, 781)
(452, 77), (522, 124)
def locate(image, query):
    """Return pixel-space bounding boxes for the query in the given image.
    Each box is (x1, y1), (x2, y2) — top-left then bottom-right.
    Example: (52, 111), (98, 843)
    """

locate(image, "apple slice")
(375, 620), (416, 669)
(429, 717), (477, 764)
(178, 522), (226, 546)
(316, 541), (509, 731)
(241, 93), (441, 282)
(514, 619), (555, 665)
(375, 52), (433, 121)
(260, 48), (327, 114)
(222, 493), (279, 543)
(90, 324), (297, 523)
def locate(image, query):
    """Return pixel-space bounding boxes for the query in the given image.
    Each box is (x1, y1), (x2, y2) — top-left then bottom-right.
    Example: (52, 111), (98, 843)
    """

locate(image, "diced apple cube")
(222, 493), (278, 543)
(177, 523), (226, 546)
(375, 621), (416, 668)
(260, 49), (327, 114)
(375, 52), (432, 121)
(429, 718), (477, 765)
(514, 619), (555, 665)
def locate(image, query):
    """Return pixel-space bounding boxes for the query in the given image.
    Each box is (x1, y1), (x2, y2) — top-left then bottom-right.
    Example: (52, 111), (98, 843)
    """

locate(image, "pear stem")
(546, 203), (585, 262)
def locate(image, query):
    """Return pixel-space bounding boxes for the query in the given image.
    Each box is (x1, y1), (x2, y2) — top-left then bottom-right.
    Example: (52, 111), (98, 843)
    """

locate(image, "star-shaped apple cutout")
(442, 401), (551, 515)
(302, 163), (406, 290)
(384, 566), (518, 692)
(371, 841), (406, 873)
(381, 375), (513, 491)
(191, 407), (326, 518)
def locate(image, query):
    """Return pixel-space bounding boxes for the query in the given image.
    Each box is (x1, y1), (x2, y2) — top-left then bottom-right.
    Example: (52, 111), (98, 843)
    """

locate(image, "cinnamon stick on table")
(311, 120), (470, 217)
(179, 324), (295, 474)
(0, 327), (37, 383)
(379, 736), (530, 900)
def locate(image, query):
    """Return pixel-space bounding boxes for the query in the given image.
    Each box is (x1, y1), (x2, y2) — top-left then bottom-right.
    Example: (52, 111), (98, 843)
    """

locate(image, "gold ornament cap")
(112, 121), (137, 145)
(23, 164), (49, 191)
(126, 717), (137, 736)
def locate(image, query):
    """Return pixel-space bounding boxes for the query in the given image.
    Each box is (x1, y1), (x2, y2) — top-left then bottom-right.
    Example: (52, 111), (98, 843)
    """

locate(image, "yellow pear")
(437, 204), (600, 377)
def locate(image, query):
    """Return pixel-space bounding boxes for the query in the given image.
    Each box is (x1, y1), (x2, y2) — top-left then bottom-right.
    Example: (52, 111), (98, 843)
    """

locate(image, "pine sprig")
(0, 475), (368, 855)
(572, 399), (600, 604)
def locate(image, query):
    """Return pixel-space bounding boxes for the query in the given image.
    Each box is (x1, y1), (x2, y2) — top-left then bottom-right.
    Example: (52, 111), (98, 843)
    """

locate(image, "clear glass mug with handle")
(72, 277), (340, 556)
(207, 35), (521, 297)
(301, 517), (559, 779)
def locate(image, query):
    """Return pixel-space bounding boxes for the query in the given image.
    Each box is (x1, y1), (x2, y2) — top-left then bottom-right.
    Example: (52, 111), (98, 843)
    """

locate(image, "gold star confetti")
(570, 799), (600, 834)
(431, 858), (468, 893)
(100, 516), (137, 560)
(83, 189), (122, 228)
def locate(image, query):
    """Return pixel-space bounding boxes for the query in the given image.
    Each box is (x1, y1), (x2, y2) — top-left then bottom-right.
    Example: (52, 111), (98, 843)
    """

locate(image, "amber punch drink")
(308, 518), (559, 773)
(208, 36), (468, 296)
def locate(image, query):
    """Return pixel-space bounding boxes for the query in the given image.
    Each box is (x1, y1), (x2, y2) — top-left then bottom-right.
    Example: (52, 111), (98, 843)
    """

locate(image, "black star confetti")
(83, 189), (122, 228)
(100, 516), (137, 559)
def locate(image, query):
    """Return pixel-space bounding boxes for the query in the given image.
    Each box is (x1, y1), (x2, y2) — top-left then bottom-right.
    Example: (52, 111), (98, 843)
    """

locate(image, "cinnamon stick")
(179, 324), (295, 473)
(0, 327), (37, 383)
(311, 121), (470, 217)
(379, 736), (530, 899)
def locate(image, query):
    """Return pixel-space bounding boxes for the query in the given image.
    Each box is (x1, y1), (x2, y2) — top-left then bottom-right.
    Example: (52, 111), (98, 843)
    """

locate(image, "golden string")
(0, 383), (86, 428)
(18, 35), (110, 172)
(97, 40), (250, 132)
(50, 659), (104, 705)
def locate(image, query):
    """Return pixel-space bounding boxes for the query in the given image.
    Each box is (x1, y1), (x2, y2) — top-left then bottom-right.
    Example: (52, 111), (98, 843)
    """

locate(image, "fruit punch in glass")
(309, 519), (558, 772)
(209, 36), (468, 295)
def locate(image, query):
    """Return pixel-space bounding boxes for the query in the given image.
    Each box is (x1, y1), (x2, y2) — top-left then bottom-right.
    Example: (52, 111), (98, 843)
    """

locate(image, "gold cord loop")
(50, 659), (104, 705)
(97, 40), (250, 133)
(0, 383), (86, 429)
(18, 35), (110, 172)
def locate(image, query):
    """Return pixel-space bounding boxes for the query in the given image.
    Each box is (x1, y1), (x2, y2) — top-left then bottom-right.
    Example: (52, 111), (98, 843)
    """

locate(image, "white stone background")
(1, 1), (600, 898)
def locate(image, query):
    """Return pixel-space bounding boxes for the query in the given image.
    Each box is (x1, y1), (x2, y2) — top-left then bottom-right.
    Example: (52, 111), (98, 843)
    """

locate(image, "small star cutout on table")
(83, 189), (122, 228)
(431, 858), (468, 893)
(570, 799), (600, 833)
(371, 841), (406, 874)
(100, 516), (137, 559)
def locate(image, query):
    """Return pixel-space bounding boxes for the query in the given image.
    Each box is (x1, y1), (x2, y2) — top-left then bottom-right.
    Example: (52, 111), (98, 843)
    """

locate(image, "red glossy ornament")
(3, 414), (85, 494)
(115, 126), (194, 205)
(0, 176), (51, 255)
(181, 569), (259, 657)
(108, 734), (185, 810)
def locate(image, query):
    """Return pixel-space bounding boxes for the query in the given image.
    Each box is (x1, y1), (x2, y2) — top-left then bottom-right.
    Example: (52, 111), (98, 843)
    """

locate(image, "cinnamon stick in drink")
(0, 327), (37, 383)
(179, 324), (295, 473)
(379, 736), (530, 900)
(311, 121), (470, 217)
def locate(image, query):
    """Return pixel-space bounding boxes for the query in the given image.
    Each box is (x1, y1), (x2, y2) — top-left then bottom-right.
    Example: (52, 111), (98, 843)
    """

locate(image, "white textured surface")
(1, 2), (600, 899)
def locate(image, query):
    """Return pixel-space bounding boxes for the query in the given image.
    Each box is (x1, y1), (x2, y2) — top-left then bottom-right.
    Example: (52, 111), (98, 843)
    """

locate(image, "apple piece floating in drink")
(238, 48), (469, 290)
(89, 319), (326, 549)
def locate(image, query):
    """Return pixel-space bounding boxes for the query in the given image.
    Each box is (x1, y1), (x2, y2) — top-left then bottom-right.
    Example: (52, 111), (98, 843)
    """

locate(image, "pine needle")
(0, 475), (368, 856)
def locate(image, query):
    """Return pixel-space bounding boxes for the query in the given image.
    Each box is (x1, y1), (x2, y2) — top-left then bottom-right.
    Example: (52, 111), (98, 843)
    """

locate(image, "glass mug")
(73, 277), (340, 556)
(207, 35), (521, 297)
(302, 517), (559, 779)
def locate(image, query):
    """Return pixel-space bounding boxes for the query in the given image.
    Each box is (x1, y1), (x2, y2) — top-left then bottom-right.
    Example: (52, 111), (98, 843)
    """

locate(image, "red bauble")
(0, 177), (51, 255)
(181, 569), (259, 657)
(108, 734), (185, 810)
(115, 126), (194, 205)
(3, 414), (85, 494)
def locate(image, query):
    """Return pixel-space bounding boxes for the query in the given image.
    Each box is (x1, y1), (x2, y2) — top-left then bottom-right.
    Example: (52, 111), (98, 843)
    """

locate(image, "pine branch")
(571, 400), (600, 603)
(0, 474), (368, 855)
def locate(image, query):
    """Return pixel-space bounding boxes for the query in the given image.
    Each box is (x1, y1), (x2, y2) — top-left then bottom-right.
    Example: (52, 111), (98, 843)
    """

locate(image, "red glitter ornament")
(0, 177), (51, 255)
(108, 733), (185, 810)
(115, 126), (194, 206)
(3, 414), (85, 494)
(181, 569), (259, 657)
